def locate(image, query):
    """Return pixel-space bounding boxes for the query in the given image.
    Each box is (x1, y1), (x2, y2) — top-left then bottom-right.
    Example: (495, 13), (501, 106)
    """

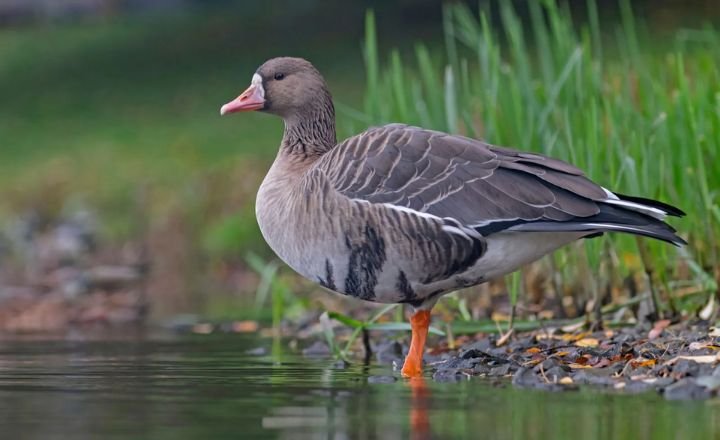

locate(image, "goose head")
(220, 57), (330, 119)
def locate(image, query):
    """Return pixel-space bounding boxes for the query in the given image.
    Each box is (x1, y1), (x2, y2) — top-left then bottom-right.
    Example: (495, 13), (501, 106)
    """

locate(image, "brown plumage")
(221, 57), (685, 376)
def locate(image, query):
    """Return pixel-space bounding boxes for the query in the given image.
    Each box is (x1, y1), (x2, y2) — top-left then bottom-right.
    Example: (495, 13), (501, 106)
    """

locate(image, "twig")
(362, 328), (372, 365)
(636, 236), (662, 320)
(539, 364), (551, 384)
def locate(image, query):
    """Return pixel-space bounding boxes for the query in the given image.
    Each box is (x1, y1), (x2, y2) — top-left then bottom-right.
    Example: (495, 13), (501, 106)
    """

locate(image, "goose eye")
(274, 73), (285, 81)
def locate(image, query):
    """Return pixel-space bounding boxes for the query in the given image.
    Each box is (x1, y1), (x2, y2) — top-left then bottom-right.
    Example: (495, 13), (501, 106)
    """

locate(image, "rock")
(651, 377), (675, 388)
(533, 357), (561, 372)
(543, 366), (570, 382)
(461, 339), (494, 352)
(302, 341), (331, 357)
(512, 367), (539, 388)
(623, 380), (655, 393)
(439, 356), (480, 370)
(433, 369), (466, 383)
(374, 341), (403, 365)
(696, 375), (720, 391)
(572, 369), (616, 386)
(331, 360), (349, 369)
(663, 378), (712, 400)
(712, 365), (720, 377)
(672, 359), (701, 377)
(473, 364), (491, 375)
(489, 364), (511, 377)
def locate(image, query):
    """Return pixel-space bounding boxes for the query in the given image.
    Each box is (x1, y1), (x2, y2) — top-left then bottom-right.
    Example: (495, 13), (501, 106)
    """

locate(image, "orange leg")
(409, 377), (430, 440)
(401, 310), (432, 377)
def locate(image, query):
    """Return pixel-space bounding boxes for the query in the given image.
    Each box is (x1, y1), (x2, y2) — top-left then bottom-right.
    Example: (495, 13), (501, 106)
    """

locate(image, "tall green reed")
(348, 0), (719, 315)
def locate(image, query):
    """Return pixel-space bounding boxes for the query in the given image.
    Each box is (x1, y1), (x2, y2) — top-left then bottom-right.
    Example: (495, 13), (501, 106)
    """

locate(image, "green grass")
(0, 8), (372, 317)
(356, 0), (719, 316)
(0, 10), (374, 240)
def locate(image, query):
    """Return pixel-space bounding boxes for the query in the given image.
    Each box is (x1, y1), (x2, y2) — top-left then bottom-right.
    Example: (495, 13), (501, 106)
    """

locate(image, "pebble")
(571, 369), (616, 387)
(433, 369), (467, 383)
(696, 375), (720, 391)
(664, 378), (712, 400)
(374, 341), (403, 365)
(301, 341), (331, 357)
(489, 364), (512, 377)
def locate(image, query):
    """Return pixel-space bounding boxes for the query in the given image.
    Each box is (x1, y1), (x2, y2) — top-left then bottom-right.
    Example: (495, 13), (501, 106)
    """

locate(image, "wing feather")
(316, 124), (681, 242)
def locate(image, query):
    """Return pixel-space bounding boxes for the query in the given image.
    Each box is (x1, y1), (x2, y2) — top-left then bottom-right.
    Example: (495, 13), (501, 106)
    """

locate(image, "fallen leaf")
(553, 351), (570, 357)
(648, 319), (671, 340)
(593, 358), (611, 369)
(630, 374), (651, 381)
(559, 377), (574, 385)
(525, 347), (542, 354)
(630, 358), (656, 368)
(699, 294), (716, 321)
(666, 353), (720, 365)
(575, 338), (599, 348)
(567, 363), (592, 369)
(232, 320), (259, 333)
(574, 355), (591, 365)
(561, 321), (586, 333)
(561, 331), (589, 341)
(688, 341), (713, 351)
(496, 328), (514, 347)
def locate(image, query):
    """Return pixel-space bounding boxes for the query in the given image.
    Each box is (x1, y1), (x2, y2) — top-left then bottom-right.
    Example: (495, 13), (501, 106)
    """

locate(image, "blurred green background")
(0, 0), (718, 329)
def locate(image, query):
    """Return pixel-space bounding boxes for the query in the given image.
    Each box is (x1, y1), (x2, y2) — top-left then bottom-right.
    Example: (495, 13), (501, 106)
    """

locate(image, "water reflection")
(0, 334), (717, 439)
(409, 377), (431, 440)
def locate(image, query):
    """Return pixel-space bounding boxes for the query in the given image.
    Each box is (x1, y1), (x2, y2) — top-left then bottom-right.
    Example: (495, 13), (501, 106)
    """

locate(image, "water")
(0, 333), (717, 440)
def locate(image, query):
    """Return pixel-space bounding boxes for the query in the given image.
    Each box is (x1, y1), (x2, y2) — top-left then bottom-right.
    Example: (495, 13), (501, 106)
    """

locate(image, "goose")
(220, 57), (685, 377)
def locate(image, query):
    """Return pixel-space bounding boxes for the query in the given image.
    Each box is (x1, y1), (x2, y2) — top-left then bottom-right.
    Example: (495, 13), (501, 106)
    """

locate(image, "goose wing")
(320, 124), (683, 244)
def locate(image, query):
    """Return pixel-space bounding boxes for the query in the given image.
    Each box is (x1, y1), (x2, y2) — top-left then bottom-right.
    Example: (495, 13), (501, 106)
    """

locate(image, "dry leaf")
(666, 353), (720, 365)
(559, 377), (574, 385)
(574, 356), (590, 365)
(575, 338), (599, 347)
(232, 320), (259, 333)
(630, 358), (656, 368)
(496, 328), (514, 347)
(648, 319), (671, 340)
(699, 295), (716, 321)
(568, 363), (592, 369)
(687, 341), (717, 351)
(525, 347), (542, 354)
(561, 321), (586, 333)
